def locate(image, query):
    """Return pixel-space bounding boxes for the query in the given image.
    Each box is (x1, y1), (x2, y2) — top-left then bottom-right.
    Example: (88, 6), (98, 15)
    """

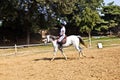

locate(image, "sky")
(104, 0), (120, 6)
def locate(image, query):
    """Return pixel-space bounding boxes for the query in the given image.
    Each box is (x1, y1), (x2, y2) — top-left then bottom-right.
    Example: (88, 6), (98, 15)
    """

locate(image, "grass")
(84, 36), (120, 48)
(0, 36), (120, 55)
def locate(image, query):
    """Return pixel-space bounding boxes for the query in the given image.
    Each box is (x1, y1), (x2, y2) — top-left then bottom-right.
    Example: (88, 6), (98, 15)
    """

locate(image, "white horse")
(46, 35), (87, 61)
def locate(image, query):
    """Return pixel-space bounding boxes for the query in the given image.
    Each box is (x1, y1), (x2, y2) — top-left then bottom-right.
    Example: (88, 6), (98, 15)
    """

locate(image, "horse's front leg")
(51, 52), (56, 61)
(51, 47), (58, 61)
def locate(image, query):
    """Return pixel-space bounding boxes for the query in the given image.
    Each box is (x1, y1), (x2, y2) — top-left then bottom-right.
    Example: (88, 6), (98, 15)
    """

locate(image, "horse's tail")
(77, 36), (87, 48)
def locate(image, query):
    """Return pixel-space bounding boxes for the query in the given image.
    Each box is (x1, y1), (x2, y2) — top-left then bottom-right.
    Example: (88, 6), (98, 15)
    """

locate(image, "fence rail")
(0, 39), (120, 57)
(0, 43), (47, 49)
(0, 38), (120, 49)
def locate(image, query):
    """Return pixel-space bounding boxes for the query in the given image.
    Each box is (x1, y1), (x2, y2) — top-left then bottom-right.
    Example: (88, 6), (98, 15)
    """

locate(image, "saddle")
(61, 36), (67, 44)
(57, 35), (67, 45)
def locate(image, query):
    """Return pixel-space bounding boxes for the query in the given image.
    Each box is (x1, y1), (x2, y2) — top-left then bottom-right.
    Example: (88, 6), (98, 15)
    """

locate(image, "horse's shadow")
(33, 57), (69, 61)
(33, 56), (95, 61)
(34, 58), (51, 61)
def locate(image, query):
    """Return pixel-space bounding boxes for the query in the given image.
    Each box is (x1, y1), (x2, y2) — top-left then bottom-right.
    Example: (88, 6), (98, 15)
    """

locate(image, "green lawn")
(84, 36), (120, 48)
(0, 36), (120, 55)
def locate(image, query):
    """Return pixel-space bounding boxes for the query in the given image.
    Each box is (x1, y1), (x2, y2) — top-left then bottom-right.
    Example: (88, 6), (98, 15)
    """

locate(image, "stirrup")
(59, 45), (63, 49)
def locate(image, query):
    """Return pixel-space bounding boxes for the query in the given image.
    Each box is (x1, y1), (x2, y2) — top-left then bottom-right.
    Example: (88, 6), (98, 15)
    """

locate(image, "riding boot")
(59, 42), (63, 49)
(57, 41), (63, 49)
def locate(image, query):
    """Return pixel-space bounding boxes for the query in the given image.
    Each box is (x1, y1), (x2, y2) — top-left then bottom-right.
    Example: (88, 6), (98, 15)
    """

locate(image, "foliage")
(0, 0), (18, 22)
(71, 0), (104, 47)
(80, 7), (101, 32)
(101, 5), (120, 32)
(0, 0), (120, 45)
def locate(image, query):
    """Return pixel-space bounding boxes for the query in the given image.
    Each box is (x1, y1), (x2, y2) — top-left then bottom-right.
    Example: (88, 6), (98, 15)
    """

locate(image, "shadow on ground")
(33, 56), (95, 61)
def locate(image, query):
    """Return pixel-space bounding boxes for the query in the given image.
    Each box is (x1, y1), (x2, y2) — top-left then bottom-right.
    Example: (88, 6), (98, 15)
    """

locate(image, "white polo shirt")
(60, 26), (66, 36)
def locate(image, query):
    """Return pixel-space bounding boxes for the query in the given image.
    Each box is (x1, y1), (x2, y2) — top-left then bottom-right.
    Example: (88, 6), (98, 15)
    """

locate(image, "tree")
(0, 0), (18, 20)
(1, 0), (111, 46)
(101, 5), (120, 36)
(0, 0), (55, 44)
(44, 0), (104, 47)
(80, 7), (102, 47)
(69, 0), (104, 48)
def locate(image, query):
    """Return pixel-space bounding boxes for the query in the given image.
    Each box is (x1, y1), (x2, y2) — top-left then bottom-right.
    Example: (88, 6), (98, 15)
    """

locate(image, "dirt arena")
(0, 46), (120, 80)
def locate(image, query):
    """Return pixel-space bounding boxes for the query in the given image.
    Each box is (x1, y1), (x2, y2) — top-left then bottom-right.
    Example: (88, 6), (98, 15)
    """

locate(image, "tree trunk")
(88, 31), (92, 48)
(27, 28), (30, 45)
(25, 20), (31, 45)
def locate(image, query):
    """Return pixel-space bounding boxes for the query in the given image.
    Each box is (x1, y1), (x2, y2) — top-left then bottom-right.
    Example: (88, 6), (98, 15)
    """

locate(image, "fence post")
(15, 44), (17, 54)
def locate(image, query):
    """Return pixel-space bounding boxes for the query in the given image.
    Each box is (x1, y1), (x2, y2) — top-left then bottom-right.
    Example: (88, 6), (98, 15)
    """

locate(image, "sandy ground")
(0, 46), (120, 80)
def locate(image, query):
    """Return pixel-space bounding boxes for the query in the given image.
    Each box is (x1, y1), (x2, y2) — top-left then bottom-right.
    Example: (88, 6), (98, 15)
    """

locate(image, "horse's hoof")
(65, 57), (67, 60)
(83, 56), (86, 57)
(51, 59), (54, 61)
(50, 60), (53, 61)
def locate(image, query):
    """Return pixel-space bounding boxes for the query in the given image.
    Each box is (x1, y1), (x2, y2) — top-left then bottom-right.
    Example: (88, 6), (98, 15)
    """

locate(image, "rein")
(50, 35), (58, 40)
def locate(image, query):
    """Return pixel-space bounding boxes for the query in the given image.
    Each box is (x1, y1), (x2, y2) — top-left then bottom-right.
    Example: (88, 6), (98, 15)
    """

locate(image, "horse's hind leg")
(76, 46), (86, 58)
(79, 50), (86, 58)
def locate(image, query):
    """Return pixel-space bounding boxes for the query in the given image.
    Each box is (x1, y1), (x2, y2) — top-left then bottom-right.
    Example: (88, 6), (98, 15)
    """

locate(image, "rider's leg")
(57, 36), (64, 48)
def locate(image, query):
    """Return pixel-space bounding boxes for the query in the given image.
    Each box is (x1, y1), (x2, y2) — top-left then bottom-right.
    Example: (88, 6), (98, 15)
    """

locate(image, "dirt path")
(0, 46), (120, 80)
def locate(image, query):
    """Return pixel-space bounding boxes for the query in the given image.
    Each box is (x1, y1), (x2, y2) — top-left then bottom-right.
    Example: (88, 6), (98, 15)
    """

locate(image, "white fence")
(0, 38), (120, 56)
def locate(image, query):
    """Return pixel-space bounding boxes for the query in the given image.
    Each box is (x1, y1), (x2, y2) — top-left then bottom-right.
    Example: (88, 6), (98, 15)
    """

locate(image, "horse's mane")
(50, 35), (58, 40)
